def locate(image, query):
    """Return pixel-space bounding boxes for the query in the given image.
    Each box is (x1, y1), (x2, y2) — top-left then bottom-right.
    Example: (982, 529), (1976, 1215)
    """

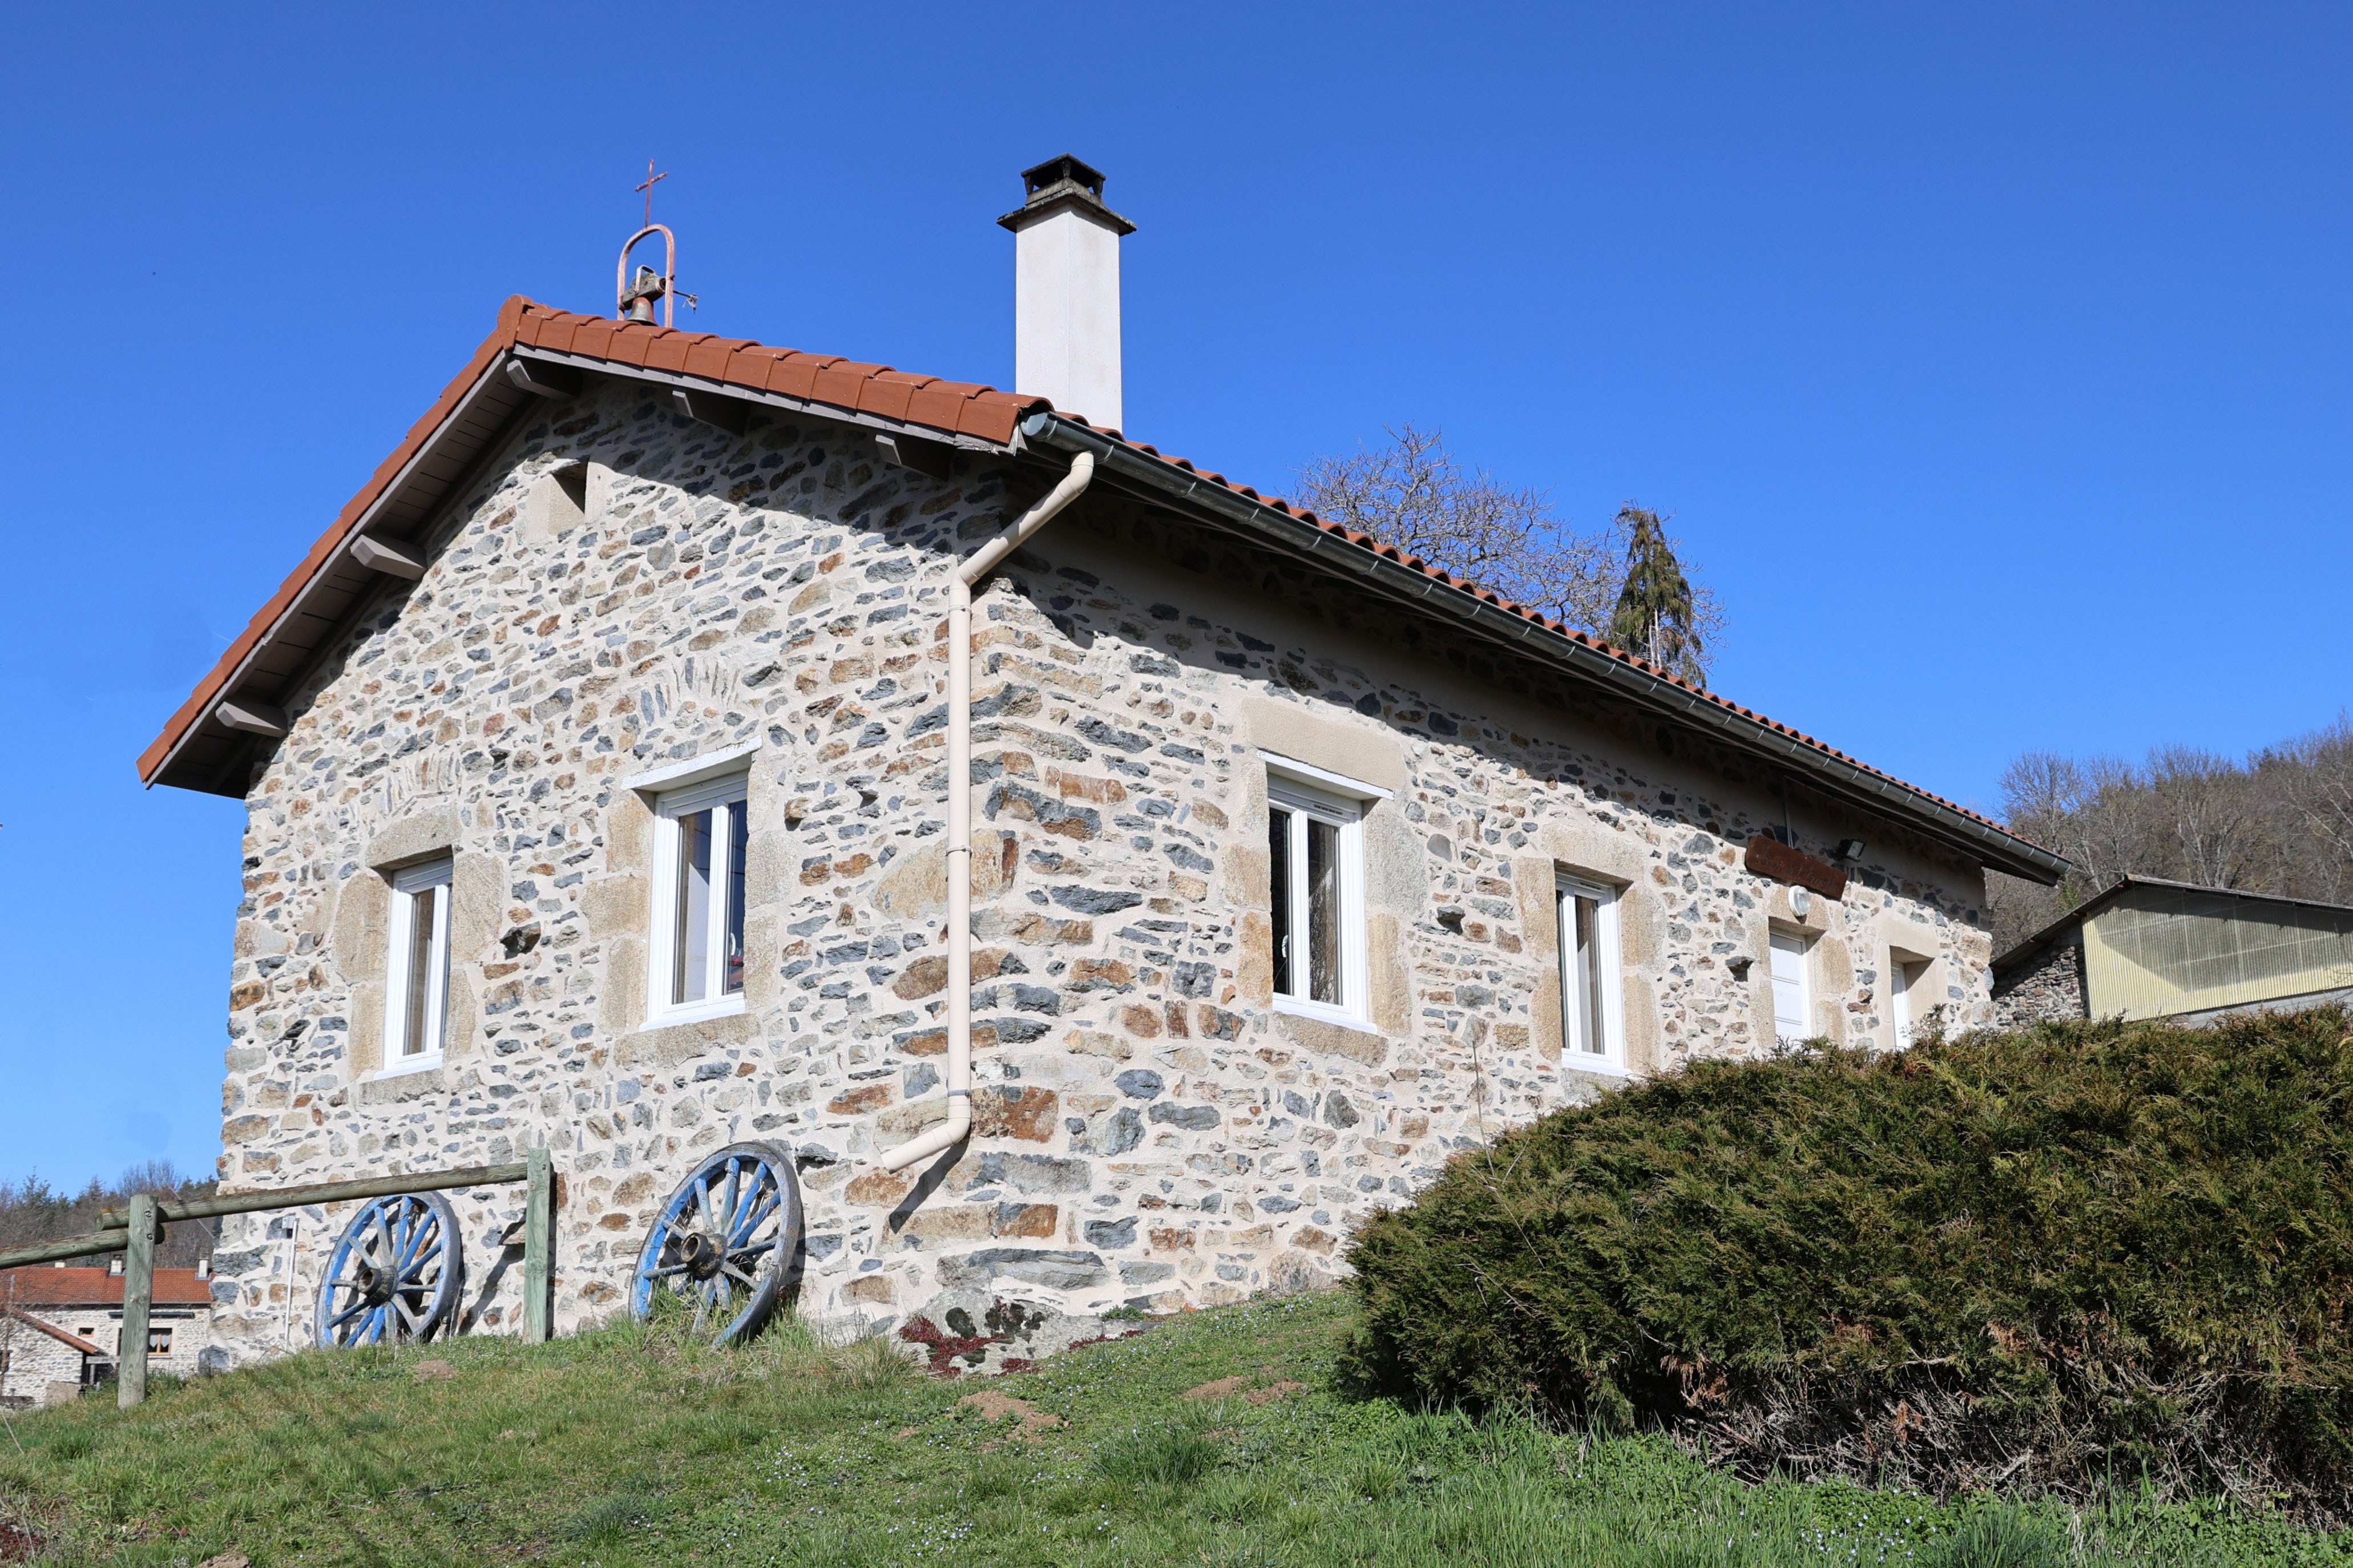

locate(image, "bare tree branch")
(1297, 425), (1723, 681)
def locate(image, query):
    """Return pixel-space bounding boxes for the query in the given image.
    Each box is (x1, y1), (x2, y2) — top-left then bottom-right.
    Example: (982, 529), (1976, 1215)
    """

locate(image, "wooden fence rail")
(0, 1150), (554, 1409)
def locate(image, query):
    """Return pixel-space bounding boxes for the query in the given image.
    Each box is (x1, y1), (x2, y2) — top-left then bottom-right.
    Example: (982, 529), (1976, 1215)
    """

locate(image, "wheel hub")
(679, 1231), (724, 1282)
(357, 1259), (394, 1307)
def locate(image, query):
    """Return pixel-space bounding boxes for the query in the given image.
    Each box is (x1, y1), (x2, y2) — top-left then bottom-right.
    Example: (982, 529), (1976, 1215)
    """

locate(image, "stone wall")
(1989, 936), (2087, 1027)
(205, 379), (1996, 1364)
(0, 1316), (90, 1406)
(0, 1305), (212, 1406)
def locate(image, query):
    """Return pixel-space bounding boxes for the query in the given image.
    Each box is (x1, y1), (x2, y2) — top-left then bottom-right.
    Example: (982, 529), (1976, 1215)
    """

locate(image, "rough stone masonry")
(204, 377), (1998, 1364)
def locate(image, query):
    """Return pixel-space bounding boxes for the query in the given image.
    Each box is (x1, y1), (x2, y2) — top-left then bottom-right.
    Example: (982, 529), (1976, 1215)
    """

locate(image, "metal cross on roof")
(635, 160), (668, 228)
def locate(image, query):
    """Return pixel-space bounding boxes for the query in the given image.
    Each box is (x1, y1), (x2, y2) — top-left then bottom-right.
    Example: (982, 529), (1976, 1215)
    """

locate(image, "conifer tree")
(1607, 506), (1707, 686)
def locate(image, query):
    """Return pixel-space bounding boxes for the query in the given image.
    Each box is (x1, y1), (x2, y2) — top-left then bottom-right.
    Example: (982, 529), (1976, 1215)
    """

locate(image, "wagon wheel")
(314, 1192), (466, 1347)
(631, 1141), (804, 1347)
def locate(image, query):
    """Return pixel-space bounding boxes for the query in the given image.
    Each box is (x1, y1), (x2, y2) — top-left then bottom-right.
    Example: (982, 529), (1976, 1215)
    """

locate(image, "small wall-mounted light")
(1835, 839), (1867, 862)
(1728, 954), (1754, 981)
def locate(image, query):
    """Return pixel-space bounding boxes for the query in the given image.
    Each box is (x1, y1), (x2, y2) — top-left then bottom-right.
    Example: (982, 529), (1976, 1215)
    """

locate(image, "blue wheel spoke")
(691, 1178), (718, 1232)
(396, 1213), (437, 1273)
(730, 1183), (777, 1243)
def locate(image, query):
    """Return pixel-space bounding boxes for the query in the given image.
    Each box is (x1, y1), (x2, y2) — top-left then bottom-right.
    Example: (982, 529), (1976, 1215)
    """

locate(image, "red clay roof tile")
(905, 382), (969, 430)
(682, 336), (738, 380)
(813, 360), (882, 408)
(645, 330), (705, 375)
(2, 1266), (213, 1308)
(568, 316), (620, 359)
(859, 372), (925, 423)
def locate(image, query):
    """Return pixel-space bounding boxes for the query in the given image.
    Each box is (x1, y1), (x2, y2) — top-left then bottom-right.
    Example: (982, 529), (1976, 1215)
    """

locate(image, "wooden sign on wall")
(1743, 834), (1847, 900)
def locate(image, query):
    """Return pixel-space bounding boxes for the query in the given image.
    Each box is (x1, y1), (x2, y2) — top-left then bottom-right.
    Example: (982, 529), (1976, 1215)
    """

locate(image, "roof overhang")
(140, 297), (2068, 889)
(1991, 874), (2353, 977)
(1019, 411), (2069, 885)
(139, 300), (1040, 796)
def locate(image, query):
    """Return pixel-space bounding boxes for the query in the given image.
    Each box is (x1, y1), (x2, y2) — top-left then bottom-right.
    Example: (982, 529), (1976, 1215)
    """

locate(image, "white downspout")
(874, 451), (1096, 1174)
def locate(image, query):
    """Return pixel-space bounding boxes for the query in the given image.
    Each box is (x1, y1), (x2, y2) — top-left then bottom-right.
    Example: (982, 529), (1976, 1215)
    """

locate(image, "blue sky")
(3, 3), (2347, 1187)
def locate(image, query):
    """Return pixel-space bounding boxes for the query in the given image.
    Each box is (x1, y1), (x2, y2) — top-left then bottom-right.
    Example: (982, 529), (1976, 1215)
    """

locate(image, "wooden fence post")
(523, 1146), (552, 1345)
(118, 1194), (156, 1410)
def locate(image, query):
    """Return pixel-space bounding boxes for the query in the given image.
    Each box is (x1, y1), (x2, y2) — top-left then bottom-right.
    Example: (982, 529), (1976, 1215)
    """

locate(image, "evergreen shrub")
(1345, 1009), (2353, 1520)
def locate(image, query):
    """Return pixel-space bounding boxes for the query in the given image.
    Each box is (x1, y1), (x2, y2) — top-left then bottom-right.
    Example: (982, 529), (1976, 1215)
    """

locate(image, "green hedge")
(1344, 1009), (2353, 1520)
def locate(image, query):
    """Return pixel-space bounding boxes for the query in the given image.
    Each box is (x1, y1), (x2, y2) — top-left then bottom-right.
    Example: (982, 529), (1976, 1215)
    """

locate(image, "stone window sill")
(372, 1053), (444, 1081)
(619, 1007), (757, 1069)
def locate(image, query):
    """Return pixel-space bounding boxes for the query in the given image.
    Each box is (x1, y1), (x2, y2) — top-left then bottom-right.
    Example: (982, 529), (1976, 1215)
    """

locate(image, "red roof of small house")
(2, 1305), (110, 1357)
(0, 1267), (213, 1310)
(134, 298), (2067, 882)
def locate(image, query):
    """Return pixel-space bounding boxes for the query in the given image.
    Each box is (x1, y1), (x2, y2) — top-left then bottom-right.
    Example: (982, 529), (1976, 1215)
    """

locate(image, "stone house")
(142, 159), (2064, 1363)
(1992, 875), (2353, 1028)
(0, 1266), (216, 1407)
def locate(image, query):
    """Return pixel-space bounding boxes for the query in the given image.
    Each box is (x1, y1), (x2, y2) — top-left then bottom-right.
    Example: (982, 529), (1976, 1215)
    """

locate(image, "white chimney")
(999, 155), (1136, 432)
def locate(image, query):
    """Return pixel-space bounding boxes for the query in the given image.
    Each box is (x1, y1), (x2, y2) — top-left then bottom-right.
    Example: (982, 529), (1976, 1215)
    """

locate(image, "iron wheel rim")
(314, 1191), (466, 1347)
(630, 1140), (803, 1347)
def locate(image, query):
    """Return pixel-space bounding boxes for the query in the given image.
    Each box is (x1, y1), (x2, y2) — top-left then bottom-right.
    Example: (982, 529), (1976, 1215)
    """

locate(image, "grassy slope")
(2, 1292), (2348, 1567)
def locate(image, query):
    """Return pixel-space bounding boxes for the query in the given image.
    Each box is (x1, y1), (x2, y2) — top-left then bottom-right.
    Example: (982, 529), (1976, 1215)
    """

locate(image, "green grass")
(1, 1291), (2348, 1566)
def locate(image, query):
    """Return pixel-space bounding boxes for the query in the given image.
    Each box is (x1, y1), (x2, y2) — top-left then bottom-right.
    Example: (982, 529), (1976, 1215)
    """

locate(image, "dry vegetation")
(0, 1164), (216, 1271)
(1989, 714), (2353, 950)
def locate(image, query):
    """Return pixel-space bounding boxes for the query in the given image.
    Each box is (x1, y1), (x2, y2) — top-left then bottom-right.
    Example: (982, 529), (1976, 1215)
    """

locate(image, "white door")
(1770, 932), (1810, 1046)
(1890, 959), (1914, 1046)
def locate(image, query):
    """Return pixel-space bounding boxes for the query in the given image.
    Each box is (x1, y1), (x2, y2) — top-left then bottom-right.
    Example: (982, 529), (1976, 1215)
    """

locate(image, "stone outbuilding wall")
(205, 382), (1997, 1363)
(1989, 936), (2089, 1027)
(0, 1312), (96, 1408)
(0, 1269), (216, 1407)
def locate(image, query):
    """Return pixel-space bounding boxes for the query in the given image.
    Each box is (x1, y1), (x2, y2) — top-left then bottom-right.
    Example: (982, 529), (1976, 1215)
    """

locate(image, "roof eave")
(139, 302), (538, 795)
(1991, 873), (2353, 976)
(1020, 411), (2069, 886)
(135, 312), (1040, 799)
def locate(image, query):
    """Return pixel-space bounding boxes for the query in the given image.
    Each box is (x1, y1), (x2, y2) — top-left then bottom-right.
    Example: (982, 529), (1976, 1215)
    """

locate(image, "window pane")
(1307, 815), (1341, 1005)
(1269, 808), (1293, 997)
(723, 801), (749, 996)
(402, 885), (438, 1057)
(1771, 933), (1807, 1045)
(675, 809), (713, 1004)
(1575, 894), (1607, 1055)
(1891, 960), (1915, 1045)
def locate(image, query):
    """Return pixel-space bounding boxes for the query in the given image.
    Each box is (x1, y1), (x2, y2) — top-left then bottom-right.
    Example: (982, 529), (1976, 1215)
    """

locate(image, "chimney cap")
(999, 153), (1136, 237)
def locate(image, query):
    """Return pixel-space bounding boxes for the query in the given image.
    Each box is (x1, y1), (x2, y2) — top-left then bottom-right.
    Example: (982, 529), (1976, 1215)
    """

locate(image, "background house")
(0, 1264), (216, 1407)
(1991, 875), (2353, 1027)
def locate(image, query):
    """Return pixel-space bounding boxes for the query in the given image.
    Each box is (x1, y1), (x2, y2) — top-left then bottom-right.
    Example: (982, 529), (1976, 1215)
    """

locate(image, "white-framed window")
(1557, 872), (1626, 1068)
(649, 773), (750, 1023)
(1770, 931), (1812, 1046)
(1264, 758), (1378, 1027)
(1889, 954), (1928, 1046)
(383, 858), (453, 1070)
